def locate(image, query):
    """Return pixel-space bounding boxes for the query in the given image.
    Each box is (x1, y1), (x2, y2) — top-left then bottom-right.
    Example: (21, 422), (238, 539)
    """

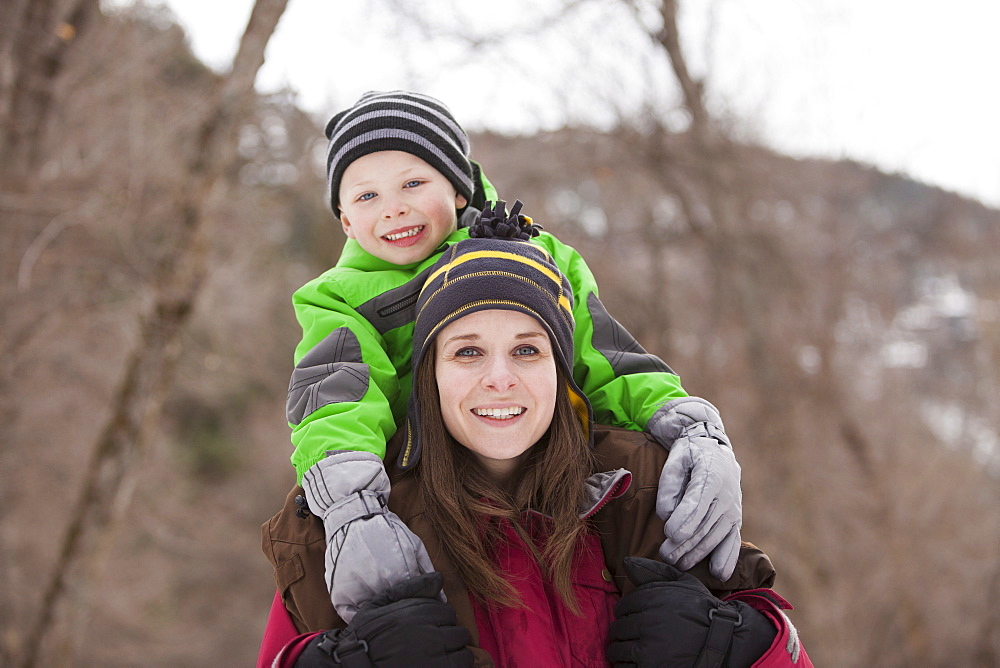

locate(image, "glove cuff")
(696, 605), (744, 666)
(321, 490), (388, 537)
(725, 589), (807, 665)
(302, 451), (390, 516)
(648, 396), (731, 448)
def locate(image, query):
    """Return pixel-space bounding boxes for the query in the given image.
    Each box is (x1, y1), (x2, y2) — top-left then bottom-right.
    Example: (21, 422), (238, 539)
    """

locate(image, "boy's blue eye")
(357, 192), (376, 202)
(404, 180), (422, 189)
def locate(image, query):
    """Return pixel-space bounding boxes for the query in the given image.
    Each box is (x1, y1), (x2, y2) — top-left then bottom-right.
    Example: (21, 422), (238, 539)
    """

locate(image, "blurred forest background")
(2, 0), (998, 666)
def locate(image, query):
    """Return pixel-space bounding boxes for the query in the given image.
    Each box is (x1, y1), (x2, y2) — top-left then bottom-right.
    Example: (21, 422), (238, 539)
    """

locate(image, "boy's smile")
(338, 151), (468, 266)
(383, 225), (425, 243)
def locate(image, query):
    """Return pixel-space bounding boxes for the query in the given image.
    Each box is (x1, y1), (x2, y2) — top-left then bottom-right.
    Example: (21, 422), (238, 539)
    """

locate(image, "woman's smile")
(472, 406), (526, 420)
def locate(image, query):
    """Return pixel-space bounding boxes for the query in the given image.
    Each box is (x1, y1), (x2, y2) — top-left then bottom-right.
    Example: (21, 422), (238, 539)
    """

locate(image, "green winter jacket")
(287, 216), (687, 479)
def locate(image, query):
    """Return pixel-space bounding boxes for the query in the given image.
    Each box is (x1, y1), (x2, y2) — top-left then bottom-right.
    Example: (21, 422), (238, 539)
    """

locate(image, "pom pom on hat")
(468, 200), (542, 240)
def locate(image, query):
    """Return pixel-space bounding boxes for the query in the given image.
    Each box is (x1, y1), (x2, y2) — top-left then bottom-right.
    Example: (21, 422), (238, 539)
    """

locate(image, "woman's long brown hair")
(415, 344), (596, 612)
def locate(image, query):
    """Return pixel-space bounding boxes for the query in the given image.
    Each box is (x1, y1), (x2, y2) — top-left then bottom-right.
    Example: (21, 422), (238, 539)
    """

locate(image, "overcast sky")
(141, 0), (1000, 208)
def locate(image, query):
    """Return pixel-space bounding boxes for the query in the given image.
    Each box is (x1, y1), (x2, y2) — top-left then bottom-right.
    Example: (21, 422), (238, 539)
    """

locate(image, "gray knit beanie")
(396, 202), (593, 471)
(325, 90), (474, 213)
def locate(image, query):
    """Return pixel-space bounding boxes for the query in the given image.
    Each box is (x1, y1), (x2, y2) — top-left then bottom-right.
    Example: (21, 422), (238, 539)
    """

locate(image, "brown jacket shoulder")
(587, 425), (775, 596)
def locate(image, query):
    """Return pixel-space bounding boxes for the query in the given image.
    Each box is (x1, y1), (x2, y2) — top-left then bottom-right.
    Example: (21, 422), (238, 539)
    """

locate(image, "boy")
(287, 91), (742, 621)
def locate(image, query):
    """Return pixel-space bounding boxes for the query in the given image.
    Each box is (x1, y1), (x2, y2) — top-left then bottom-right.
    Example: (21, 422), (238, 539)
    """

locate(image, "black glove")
(607, 557), (775, 668)
(295, 572), (473, 668)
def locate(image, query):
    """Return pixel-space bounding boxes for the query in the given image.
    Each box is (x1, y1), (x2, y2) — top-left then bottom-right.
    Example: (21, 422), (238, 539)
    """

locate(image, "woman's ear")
(339, 210), (356, 238)
(455, 193), (468, 210)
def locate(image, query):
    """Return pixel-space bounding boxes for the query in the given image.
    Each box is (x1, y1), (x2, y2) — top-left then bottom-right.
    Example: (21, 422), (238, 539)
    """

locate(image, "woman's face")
(434, 309), (558, 481)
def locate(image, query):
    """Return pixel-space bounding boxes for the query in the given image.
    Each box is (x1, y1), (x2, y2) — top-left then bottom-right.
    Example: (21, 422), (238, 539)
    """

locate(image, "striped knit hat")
(397, 202), (593, 470)
(325, 91), (474, 213)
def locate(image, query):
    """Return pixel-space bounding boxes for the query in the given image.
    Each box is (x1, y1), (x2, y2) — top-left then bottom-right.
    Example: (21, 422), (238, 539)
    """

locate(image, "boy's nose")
(380, 194), (408, 219)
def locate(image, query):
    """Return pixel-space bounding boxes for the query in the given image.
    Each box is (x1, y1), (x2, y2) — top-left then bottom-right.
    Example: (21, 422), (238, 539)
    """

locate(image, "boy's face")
(338, 151), (468, 265)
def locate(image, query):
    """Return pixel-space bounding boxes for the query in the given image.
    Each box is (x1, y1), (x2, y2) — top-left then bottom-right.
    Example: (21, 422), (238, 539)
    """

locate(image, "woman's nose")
(483, 356), (517, 390)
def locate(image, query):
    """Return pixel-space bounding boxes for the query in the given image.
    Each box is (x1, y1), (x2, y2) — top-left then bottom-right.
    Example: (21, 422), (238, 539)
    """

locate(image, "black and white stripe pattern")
(324, 91), (473, 213)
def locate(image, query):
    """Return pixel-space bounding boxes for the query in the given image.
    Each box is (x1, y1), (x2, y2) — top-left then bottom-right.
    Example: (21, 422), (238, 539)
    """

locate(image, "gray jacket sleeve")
(301, 451), (437, 622)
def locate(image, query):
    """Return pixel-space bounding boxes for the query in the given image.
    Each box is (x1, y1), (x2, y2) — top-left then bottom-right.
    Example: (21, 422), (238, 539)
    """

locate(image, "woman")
(259, 218), (810, 667)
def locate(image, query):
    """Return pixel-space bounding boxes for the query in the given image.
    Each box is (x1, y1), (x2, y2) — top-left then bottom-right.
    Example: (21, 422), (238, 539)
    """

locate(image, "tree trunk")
(644, 0), (788, 414)
(17, 1), (290, 665)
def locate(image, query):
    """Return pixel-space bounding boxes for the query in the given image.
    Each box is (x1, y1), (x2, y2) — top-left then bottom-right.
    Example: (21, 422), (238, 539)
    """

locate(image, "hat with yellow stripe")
(398, 201), (593, 470)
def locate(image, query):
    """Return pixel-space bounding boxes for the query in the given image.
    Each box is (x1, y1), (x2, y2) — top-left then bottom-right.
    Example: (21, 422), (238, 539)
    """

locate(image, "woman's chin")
(461, 435), (537, 480)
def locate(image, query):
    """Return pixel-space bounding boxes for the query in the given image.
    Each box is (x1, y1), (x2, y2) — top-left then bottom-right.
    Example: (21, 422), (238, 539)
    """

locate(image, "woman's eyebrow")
(441, 332), (480, 346)
(441, 330), (546, 346)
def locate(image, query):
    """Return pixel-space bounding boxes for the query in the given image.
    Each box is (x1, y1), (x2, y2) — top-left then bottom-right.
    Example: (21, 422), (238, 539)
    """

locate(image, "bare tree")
(621, 0), (799, 454)
(16, 1), (290, 665)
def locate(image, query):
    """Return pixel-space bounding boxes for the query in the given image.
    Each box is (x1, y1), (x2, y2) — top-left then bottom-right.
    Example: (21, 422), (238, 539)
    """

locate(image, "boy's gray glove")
(647, 397), (742, 581)
(302, 451), (437, 622)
